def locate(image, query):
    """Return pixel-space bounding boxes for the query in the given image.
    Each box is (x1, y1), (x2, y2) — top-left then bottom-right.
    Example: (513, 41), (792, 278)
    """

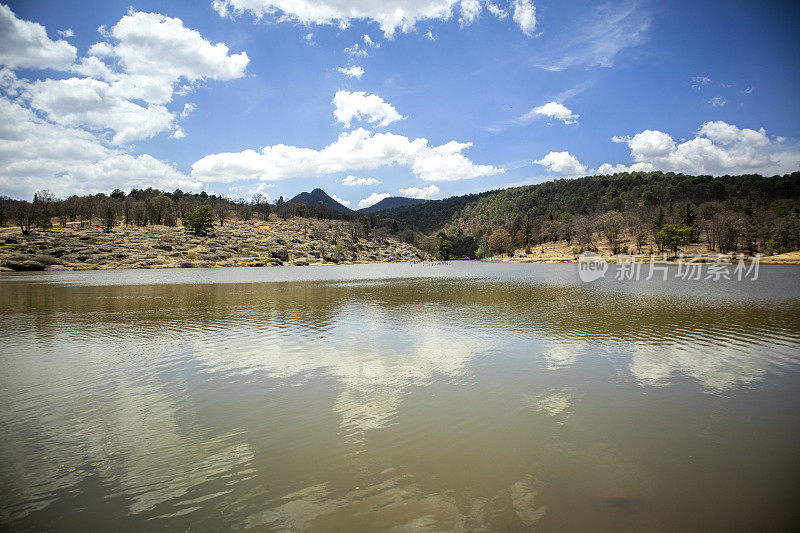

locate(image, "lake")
(1, 262), (799, 531)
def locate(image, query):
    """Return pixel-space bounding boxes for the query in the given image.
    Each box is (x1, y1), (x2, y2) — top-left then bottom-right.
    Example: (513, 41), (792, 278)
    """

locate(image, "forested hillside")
(378, 172), (800, 259)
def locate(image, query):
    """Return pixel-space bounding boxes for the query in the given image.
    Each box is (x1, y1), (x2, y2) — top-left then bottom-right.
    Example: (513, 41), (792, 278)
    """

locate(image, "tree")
(488, 228), (512, 256)
(436, 232), (453, 260)
(181, 204), (216, 235)
(598, 210), (625, 247)
(33, 190), (54, 230)
(658, 224), (692, 258)
(14, 200), (35, 235)
(101, 199), (116, 232)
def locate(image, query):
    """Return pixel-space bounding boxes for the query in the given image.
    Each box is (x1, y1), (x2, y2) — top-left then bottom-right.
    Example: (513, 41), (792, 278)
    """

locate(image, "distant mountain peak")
(288, 188), (353, 214)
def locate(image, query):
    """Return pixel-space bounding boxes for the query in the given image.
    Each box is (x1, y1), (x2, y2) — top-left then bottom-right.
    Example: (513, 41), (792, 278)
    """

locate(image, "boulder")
(270, 247), (289, 262)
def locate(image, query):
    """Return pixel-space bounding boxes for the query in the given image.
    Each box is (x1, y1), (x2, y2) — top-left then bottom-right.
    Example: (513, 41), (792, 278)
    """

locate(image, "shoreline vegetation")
(1, 171), (799, 272)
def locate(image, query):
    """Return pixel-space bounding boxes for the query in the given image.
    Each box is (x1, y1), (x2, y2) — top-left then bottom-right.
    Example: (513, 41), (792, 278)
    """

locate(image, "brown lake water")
(1, 263), (799, 531)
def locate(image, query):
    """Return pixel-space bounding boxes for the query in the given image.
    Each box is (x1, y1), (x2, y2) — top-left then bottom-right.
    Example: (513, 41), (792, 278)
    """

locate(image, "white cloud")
(486, 2), (508, 18)
(691, 75), (711, 90)
(512, 0), (536, 36)
(1, 7), (248, 150)
(58, 28), (74, 38)
(70, 55), (118, 81)
(0, 4), (77, 70)
(424, 29), (438, 40)
(344, 43), (369, 57)
(534, 0), (649, 71)
(181, 102), (196, 117)
(398, 184), (439, 198)
(518, 101), (579, 125)
(742, 86), (754, 95)
(358, 192), (391, 208)
(459, 0), (482, 26)
(342, 175), (382, 186)
(191, 127), (503, 183)
(0, 96), (200, 199)
(534, 151), (588, 176)
(332, 90), (404, 128)
(171, 127), (186, 139)
(337, 65), (364, 78)
(213, 0), (533, 37)
(330, 194), (351, 207)
(88, 10), (249, 105)
(26, 77), (176, 144)
(362, 34), (376, 47)
(708, 96), (727, 107)
(596, 121), (800, 176)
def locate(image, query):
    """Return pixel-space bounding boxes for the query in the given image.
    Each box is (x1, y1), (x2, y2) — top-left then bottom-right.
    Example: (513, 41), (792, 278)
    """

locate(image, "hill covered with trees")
(377, 171), (800, 260)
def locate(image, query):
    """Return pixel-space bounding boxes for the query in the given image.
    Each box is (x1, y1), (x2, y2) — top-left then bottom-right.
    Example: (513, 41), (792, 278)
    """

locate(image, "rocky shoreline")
(0, 218), (430, 272)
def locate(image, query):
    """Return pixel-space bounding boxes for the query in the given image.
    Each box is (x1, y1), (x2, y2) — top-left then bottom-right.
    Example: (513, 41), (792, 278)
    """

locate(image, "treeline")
(379, 171), (800, 259)
(0, 187), (376, 235)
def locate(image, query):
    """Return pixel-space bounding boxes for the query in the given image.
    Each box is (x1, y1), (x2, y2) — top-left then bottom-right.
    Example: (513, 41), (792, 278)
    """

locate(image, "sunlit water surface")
(1, 263), (799, 531)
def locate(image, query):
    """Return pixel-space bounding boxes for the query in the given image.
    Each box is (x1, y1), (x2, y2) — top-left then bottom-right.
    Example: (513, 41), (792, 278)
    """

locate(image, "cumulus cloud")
(534, 151), (588, 176)
(534, 0), (649, 71)
(87, 10), (249, 105)
(0, 96), (200, 198)
(57, 28), (74, 38)
(0, 7), (253, 197)
(358, 192), (391, 208)
(596, 121), (800, 176)
(26, 77), (176, 144)
(2, 8), (248, 147)
(518, 101), (578, 125)
(342, 175), (382, 186)
(191, 127), (503, 183)
(333, 90), (404, 128)
(337, 65), (364, 78)
(212, 0), (536, 37)
(0, 4), (77, 70)
(331, 194), (351, 207)
(398, 184), (439, 198)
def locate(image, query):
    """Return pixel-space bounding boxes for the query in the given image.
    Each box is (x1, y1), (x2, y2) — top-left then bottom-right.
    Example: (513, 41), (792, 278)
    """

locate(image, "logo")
(578, 251), (607, 282)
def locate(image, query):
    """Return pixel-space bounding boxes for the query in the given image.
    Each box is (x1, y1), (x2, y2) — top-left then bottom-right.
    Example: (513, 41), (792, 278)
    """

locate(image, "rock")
(291, 259), (309, 266)
(270, 247), (289, 262)
(45, 247), (69, 257)
(3, 259), (46, 271)
(4, 237), (19, 245)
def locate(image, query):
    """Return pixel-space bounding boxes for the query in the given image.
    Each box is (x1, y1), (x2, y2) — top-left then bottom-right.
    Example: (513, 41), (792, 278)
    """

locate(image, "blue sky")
(1, 0), (799, 207)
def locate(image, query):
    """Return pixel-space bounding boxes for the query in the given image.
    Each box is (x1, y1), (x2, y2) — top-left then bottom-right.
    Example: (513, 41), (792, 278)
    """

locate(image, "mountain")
(357, 196), (429, 214)
(288, 188), (353, 214)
